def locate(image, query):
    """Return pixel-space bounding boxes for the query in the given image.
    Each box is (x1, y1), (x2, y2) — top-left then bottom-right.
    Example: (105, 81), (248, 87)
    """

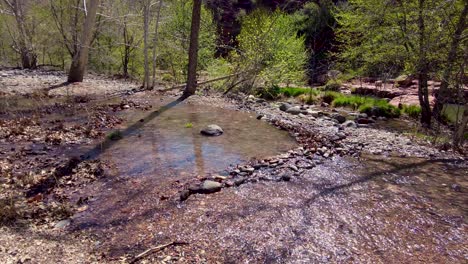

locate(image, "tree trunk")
(68, 0), (100, 83)
(151, 0), (163, 88)
(417, 0), (431, 127)
(433, 2), (468, 120)
(142, 0), (150, 89)
(122, 18), (130, 78)
(183, 0), (202, 98)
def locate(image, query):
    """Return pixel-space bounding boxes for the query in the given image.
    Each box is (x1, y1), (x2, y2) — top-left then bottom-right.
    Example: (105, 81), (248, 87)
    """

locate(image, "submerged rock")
(200, 124), (223, 136)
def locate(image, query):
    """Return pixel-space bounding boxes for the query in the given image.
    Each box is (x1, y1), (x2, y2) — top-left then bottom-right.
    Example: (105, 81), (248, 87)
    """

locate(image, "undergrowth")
(402, 105), (421, 119)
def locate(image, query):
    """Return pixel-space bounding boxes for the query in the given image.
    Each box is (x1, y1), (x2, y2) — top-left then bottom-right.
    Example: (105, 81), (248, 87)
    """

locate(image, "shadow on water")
(26, 97), (185, 197)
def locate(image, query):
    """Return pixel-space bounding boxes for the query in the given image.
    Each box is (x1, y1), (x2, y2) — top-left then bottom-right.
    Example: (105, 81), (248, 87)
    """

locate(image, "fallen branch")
(161, 70), (255, 92)
(129, 241), (188, 264)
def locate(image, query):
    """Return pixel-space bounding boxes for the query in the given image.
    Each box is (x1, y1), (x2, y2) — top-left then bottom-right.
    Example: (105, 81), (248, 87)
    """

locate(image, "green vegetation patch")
(402, 105), (421, 119)
(280, 87), (320, 97)
(331, 94), (401, 117)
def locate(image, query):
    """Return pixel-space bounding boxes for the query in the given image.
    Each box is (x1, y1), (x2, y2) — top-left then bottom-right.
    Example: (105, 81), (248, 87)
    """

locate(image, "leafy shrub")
(234, 9), (307, 88)
(256, 85), (282, 100)
(402, 105), (421, 119)
(162, 73), (174, 82)
(323, 80), (342, 91)
(322, 91), (344, 104)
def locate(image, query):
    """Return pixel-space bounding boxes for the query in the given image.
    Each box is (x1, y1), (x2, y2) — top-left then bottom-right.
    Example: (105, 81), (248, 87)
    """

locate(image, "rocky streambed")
(0, 70), (467, 263)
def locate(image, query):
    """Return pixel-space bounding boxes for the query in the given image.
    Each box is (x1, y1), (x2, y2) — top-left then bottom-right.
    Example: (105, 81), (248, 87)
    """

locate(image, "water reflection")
(102, 101), (297, 178)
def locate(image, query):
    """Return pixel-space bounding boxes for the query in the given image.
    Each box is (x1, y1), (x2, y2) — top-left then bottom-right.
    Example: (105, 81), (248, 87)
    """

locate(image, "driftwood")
(129, 241), (188, 264)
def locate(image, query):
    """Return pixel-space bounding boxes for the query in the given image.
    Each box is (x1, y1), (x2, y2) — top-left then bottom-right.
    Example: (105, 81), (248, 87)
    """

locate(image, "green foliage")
(402, 105), (422, 119)
(280, 87), (313, 97)
(184, 122), (193, 128)
(256, 85), (282, 100)
(206, 58), (234, 90)
(162, 73), (174, 82)
(335, 0), (465, 79)
(234, 9), (307, 87)
(158, 0), (216, 81)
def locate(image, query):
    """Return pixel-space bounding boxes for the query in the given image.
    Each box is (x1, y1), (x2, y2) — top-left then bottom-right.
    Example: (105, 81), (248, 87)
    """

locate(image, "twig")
(129, 241), (188, 264)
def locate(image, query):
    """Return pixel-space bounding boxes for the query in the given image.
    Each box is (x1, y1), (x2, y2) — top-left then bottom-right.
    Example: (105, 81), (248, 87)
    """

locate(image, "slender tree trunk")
(142, 0), (150, 89)
(68, 0), (100, 83)
(183, 0), (202, 98)
(417, 0), (431, 127)
(433, 2), (468, 120)
(3, 0), (37, 69)
(151, 0), (163, 88)
(122, 18), (130, 78)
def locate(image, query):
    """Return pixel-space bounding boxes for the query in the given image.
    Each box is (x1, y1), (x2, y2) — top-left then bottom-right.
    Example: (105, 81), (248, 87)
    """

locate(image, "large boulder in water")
(201, 124), (223, 136)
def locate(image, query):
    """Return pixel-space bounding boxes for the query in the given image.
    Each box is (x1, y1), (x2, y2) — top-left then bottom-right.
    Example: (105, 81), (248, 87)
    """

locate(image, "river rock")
(332, 114), (346, 124)
(201, 124), (223, 136)
(280, 103), (291, 111)
(356, 118), (374, 124)
(54, 219), (71, 229)
(200, 180), (222, 193)
(395, 74), (414, 88)
(342, 120), (357, 128)
(286, 106), (301, 115)
(306, 109), (322, 117)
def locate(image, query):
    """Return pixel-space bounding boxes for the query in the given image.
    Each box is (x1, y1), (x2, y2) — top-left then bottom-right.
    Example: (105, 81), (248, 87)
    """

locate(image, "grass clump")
(184, 122), (193, 128)
(331, 94), (401, 117)
(280, 87), (319, 97)
(402, 105), (421, 119)
(297, 93), (318, 104)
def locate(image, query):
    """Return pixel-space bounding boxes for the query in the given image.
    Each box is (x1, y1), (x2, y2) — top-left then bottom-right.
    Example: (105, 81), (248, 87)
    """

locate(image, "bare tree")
(151, 0), (163, 88)
(183, 0), (202, 98)
(142, 0), (150, 89)
(1, 0), (37, 68)
(68, 0), (100, 83)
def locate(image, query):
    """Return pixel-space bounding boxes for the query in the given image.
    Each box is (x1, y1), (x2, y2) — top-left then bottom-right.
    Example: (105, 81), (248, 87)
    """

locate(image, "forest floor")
(0, 69), (467, 263)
